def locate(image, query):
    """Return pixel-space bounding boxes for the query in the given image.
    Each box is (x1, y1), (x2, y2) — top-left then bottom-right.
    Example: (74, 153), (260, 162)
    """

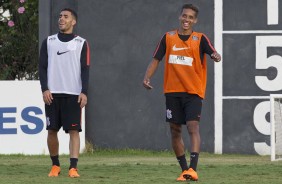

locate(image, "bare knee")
(69, 130), (80, 138)
(170, 123), (182, 140)
(186, 121), (199, 135)
(48, 130), (58, 137)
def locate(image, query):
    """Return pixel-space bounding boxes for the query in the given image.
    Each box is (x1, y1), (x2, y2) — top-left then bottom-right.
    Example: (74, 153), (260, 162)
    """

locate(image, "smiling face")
(178, 8), (198, 35)
(58, 10), (76, 34)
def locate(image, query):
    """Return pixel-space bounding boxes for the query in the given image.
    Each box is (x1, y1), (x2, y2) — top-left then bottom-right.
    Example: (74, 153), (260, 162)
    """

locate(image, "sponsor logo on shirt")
(168, 31), (176, 35)
(192, 36), (199, 40)
(168, 55), (193, 66)
(57, 50), (69, 55)
(172, 44), (189, 51)
(48, 37), (56, 41)
(75, 38), (83, 43)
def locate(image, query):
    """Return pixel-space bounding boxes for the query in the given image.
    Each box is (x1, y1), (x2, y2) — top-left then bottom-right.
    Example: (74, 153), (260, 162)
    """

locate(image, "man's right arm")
(143, 34), (166, 89)
(39, 39), (48, 92)
(39, 39), (53, 105)
(143, 58), (160, 89)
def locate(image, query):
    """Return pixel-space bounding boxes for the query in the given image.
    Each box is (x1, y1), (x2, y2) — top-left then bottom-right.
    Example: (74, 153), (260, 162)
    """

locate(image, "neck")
(59, 30), (73, 34)
(178, 29), (192, 35)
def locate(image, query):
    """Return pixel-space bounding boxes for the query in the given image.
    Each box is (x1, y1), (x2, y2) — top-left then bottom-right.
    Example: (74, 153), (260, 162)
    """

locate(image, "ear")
(194, 18), (198, 24)
(72, 19), (77, 26)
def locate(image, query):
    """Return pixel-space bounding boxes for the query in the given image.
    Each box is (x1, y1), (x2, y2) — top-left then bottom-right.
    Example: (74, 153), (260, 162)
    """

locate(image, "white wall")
(0, 81), (85, 155)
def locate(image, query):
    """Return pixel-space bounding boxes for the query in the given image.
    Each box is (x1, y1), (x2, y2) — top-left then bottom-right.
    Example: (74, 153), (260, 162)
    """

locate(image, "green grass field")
(0, 149), (281, 184)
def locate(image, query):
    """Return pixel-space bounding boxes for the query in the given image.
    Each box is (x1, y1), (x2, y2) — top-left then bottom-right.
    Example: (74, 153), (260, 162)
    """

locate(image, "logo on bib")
(172, 44), (189, 51)
(57, 51), (69, 55)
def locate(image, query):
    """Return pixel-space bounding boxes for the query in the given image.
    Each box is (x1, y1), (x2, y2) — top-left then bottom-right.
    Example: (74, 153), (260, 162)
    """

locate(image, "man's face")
(58, 10), (76, 33)
(179, 8), (197, 31)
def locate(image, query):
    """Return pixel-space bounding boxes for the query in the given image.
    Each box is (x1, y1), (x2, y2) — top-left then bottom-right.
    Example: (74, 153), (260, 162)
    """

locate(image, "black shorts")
(45, 95), (82, 133)
(165, 94), (202, 124)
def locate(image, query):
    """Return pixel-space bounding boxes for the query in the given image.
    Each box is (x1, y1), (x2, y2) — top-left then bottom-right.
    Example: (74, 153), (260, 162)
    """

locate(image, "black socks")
(69, 158), (78, 169)
(51, 155), (79, 169)
(177, 154), (189, 171)
(189, 152), (199, 171)
(51, 155), (60, 166)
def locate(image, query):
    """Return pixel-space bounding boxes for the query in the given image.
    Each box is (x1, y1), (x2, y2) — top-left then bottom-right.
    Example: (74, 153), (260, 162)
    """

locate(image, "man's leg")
(68, 130), (80, 178)
(184, 120), (200, 181)
(48, 129), (59, 156)
(170, 123), (185, 157)
(187, 120), (200, 152)
(69, 130), (80, 159)
(170, 123), (190, 181)
(47, 130), (61, 177)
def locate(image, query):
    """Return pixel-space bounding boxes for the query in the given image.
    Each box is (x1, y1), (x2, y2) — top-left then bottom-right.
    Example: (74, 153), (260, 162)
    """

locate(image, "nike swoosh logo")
(57, 51), (69, 55)
(71, 124), (78, 127)
(172, 44), (189, 51)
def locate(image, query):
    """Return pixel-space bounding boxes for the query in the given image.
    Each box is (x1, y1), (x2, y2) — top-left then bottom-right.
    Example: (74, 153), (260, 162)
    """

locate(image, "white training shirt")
(47, 34), (85, 95)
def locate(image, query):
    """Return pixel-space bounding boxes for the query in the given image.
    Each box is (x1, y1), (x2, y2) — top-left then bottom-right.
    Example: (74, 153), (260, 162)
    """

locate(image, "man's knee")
(69, 130), (80, 137)
(186, 121), (199, 134)
(170, 123), (182, 138)
(48, 130), (58, 136)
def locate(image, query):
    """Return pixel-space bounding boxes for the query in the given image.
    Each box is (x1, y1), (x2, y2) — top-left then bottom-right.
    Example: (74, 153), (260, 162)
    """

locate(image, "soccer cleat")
(176, 170), (189, 181)
(48, 165), (61, 177)
(69, 168), (80, 178)
(183, 168), (198, 181)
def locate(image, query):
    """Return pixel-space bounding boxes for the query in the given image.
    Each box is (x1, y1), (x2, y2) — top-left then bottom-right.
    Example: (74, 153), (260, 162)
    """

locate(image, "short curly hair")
(61, 8), (78, 21)
(180, 4), (199, 17)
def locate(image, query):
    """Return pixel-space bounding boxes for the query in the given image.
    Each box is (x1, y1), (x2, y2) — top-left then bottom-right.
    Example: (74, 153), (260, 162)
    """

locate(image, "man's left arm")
(78, 41), (90, 108)
(201, 34), (221, 62)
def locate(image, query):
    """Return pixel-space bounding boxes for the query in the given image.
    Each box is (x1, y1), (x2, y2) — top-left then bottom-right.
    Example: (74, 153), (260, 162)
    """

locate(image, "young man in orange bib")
(143, 4), (221, 181)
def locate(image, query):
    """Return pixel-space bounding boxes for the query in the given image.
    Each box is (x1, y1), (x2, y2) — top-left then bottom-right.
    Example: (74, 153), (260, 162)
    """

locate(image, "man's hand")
(43, 90), (53, 105)
(211, 52), (221, 62)
(78, 93), (87, 108)
(143, 78), (153, 89)
(143, 59), (160, 90)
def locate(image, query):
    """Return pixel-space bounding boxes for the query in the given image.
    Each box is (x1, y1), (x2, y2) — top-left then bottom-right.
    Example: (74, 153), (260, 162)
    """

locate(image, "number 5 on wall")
(255, 36), (282, 91)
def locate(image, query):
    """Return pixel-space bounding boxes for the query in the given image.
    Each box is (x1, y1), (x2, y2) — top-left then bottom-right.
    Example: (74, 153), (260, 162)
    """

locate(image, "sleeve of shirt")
(200, 34), (217, 57)
(80, 41), (90, 95)
(153, 34), (166, 61)
(39, 38), (48, 92)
